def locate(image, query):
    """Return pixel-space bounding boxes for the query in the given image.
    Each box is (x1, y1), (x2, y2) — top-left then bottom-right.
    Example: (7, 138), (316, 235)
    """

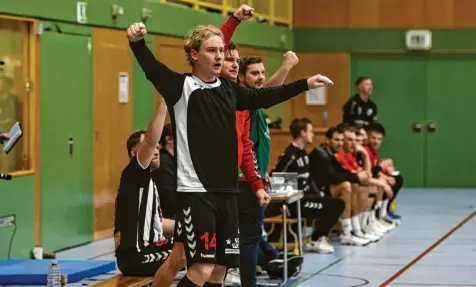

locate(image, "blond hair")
(184, 25), (223, 66)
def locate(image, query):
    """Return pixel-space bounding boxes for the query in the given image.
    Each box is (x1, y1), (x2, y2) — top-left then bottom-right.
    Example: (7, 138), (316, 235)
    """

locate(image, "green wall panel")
(295, 29), (476, 52)
(425, 55), (476, 187)
(0, 0), (292, 50)
(133, 38), (155, 131)
(40, 31), (93, 252)
(351, 54), (476, 188)
(0, 175), (35, 259)
(263, 50), (285, 121)
(351, 54), (427, 187)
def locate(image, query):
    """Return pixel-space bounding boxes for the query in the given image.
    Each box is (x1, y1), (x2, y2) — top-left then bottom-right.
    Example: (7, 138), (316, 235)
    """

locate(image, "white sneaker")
(340, 234), (370, 246)
(378, 219), (396, 231)
(383, 216), (401, 226)
(355, 230), (380, 242)
(364, 221), (385, 237)
(306, 236), (335, 253)
(373, 220), (392, 233)
(224, 268), (241, 286)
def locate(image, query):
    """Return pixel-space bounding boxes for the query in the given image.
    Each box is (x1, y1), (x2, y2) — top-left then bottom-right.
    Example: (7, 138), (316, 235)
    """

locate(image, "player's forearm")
(220, 16), (240, 47)
(129, 40), (175, 94)
(241, 151), (264, 192)
(237, 79), (308, 110)
(360, 151), (372, 173)
(263, 65), (292, 88)
(144, 100), (167, 146)
(129, 39), (159, 78)
(138, 99), (167, 167)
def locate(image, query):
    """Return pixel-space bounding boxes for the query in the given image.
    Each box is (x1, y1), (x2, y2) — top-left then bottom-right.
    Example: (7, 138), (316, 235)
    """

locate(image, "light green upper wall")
(0, 0), (293, 50)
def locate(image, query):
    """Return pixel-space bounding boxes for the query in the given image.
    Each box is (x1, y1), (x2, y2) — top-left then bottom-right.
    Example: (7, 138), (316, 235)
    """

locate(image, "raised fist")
(307, 74), (334, 89)
(127, 22), (147, 42)
(282, 51), (299, 70)
(233, 4), (254, 21)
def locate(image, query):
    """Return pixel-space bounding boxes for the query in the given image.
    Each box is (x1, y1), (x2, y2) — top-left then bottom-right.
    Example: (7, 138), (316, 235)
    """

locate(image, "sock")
(366, 211), (373, 223)
(177, 275), (200, 287)
(369, 210), (377, 223)
(375, 201), (382, 209)
(203, 283), (223, 287)
(351, 215), (362, 235)
(375, 201), (382, 219)
(360, 212), (369, 229)
(340, 218), (352, 237)
(380, 199), (389, 218)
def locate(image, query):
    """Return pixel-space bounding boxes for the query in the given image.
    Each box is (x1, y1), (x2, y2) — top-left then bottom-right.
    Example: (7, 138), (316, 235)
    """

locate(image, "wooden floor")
(52, 188), (476, 287)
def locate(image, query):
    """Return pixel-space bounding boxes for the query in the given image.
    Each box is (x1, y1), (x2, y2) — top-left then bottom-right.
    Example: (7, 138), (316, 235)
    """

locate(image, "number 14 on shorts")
(200, 232), (216, 251)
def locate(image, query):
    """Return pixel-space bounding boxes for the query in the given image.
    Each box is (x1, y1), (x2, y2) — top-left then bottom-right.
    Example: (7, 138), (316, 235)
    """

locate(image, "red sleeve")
(336, 152), (357, 172)
(348, 153), (361, 171)
(220, 16), (241, 47)
(364, 146), (378, 167)
(335, 152), (350, 171)
(240, 111), (264, 192)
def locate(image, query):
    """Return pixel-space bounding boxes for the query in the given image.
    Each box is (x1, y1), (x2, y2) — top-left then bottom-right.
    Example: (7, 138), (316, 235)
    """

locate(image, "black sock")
(203, 283), (222, 287)
(389, 175), (403, 211)
(375, 207), (381, 220)
(177, 275), (200, 287)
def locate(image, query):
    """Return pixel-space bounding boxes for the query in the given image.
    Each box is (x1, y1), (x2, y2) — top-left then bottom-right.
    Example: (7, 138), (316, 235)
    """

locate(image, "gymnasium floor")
(57, 188), (476, 287)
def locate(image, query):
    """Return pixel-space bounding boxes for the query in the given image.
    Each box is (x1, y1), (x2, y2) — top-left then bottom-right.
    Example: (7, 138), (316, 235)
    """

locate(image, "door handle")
(68, 136), (74, 157)
(426, 122), (437, 133)
(412, 122), (423, 133)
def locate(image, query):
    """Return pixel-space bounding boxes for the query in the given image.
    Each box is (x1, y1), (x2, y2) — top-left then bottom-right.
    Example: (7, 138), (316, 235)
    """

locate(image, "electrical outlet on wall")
(0, 214), (16, 228)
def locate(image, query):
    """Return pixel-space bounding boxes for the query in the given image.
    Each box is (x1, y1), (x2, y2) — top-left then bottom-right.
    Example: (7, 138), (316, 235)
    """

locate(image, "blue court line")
(292, 256), (345, 287)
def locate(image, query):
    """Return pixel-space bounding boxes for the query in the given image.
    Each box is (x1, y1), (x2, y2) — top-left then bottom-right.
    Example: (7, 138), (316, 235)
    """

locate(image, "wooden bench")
(264, 215), (308, 253)
(91, 274), (153, 287)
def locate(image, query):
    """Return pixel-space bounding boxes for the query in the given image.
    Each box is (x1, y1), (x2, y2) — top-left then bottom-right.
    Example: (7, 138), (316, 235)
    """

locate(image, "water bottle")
(47, 259), (61, 287)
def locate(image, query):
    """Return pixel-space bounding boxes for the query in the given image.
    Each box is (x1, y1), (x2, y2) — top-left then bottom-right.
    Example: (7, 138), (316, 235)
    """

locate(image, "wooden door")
(93, 28), (133, 240)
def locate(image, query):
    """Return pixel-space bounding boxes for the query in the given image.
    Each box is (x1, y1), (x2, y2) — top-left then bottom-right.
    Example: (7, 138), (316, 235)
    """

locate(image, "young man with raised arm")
(127, 17), (333, 287)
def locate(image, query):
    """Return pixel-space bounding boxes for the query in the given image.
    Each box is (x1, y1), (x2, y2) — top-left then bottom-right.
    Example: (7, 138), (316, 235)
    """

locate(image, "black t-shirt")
(114, 156), (164, 256)
(342, 94), (377, 126)
(308, 144), (360, 193)
(152, 149), (176, 219)
(130, 39), (308, 194)
(272, 144), (313, 194)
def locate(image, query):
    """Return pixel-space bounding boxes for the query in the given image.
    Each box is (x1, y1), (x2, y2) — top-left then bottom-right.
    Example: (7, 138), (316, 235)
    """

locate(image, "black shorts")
(174, 192), (240, 268)
(116, 237), (174, 277)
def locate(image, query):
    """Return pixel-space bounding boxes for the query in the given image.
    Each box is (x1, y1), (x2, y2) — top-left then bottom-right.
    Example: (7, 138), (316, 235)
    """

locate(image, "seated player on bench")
(334, 125), (395, 245)
(114, 98), (180, 277)
(269, 118), (345, 253)
(365, 122), (403, 224)
(309, 126), (369, 246)
(352, 125), (394, 240)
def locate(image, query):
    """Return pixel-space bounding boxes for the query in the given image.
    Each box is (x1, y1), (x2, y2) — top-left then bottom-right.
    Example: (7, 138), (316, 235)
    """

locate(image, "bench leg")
(288, 223), (299, 255)
(281, 203), (288, 284)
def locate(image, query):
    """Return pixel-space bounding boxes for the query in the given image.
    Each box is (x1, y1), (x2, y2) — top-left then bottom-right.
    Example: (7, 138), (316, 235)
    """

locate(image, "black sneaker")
(267, 255), (304, 279)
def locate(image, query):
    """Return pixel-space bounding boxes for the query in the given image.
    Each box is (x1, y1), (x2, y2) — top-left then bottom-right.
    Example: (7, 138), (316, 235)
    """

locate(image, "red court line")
(379, 210), (476, 287)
